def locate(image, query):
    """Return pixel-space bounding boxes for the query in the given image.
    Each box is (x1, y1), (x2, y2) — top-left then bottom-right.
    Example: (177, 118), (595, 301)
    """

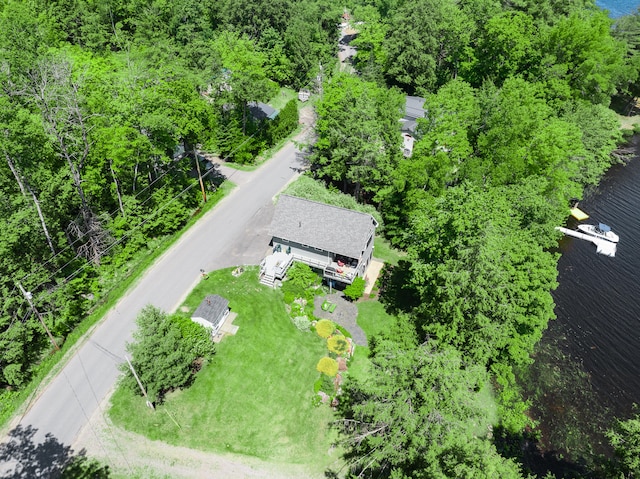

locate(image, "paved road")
(1, 122), (311, 471)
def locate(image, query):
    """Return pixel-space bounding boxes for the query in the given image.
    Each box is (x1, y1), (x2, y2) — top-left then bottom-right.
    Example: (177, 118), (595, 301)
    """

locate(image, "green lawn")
(346, 346), (372, 382)
(109, 266), (339, 470)
(356, 300), (396, 341)
(373, 237), (406, 266)
(344, 300), (398, 382)
(269, 87), (297, 110)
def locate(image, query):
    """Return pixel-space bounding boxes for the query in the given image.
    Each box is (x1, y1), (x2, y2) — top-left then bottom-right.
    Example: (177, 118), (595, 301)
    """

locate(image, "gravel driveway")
(314, 293), (367, 346)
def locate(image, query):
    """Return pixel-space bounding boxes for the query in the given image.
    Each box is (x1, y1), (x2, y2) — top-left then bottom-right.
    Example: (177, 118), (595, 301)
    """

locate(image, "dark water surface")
(532, 137), (640, 456)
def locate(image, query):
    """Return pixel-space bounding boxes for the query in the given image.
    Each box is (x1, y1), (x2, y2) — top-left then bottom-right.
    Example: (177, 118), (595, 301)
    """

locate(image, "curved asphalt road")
(1, 123), (311, 469)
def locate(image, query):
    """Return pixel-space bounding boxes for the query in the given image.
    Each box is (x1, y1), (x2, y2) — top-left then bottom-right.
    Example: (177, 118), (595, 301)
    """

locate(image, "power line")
(17, 282), (60, 352)
(23, 124), (264, 300)
(14, 156), (190, 286)
(76, 348), (134, 476)
(9, 161), (209, 303)
(4, 111), (281, 334)
(60, 368), (116, 473)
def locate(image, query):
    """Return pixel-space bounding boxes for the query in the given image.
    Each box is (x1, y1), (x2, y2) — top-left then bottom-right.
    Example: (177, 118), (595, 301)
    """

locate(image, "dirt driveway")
(74, 390), (330, 478)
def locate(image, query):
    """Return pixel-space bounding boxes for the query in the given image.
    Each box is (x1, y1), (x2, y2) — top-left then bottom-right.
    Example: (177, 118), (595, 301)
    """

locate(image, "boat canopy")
(598, 223), (611, 232)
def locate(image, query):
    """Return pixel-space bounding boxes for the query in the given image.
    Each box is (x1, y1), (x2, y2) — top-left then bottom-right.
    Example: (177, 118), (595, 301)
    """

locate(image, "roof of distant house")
(400, 96), (426, 134)
(192, 295), (229, 327)
(248, 101), (279, 121)
(270, 195), (378, 259)
(405, 96), (426, 120)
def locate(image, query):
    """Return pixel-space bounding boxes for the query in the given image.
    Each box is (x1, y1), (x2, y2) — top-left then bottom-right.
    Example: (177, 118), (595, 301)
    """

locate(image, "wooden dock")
(555, 227), (617, 257)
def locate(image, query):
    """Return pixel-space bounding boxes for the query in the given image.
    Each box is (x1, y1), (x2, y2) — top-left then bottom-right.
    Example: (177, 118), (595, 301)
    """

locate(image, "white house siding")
(191, 311), (229, 337)
(192, 317), (216, 334)
(360, 234), (375, 275)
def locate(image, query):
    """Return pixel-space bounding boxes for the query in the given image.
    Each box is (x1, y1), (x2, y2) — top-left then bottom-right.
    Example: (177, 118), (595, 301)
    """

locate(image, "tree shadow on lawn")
(377, 260), (421, 316)
(0, 424), (110, 478)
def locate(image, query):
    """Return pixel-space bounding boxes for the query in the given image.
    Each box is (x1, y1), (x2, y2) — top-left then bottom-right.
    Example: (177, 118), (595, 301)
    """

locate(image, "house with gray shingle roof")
(259, 195), (378, 287)
(191, 295), (230, 337)
(400, 96), (426, 157)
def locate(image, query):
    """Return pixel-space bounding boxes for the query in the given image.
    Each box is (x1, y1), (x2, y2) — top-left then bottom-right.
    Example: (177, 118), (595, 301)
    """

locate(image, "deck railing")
(324, 270), (356, 284)
(291, 253), (330, 270)
(273, 252), (359, 284)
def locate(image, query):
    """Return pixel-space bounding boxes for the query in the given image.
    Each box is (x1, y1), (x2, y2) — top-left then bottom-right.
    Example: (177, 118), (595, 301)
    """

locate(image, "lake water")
(528, 136), (640, 458)
(596, 0), (639, 17)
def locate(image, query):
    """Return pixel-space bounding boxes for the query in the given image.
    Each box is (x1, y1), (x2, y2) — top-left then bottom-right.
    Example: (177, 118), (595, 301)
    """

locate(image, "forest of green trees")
(2, 0), (640, 477)
(311, 0), (640, 477)
(0, 0), (331, 397)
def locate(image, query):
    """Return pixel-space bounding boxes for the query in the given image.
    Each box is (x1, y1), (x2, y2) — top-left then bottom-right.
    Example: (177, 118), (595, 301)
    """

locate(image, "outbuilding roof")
(248, 101), (279, 121)
(192, 295), (229, 327)
(270, 195), (378, 259)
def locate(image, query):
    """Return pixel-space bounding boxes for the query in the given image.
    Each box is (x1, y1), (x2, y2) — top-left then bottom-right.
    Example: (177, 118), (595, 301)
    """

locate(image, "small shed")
(191, 295), (230, 337)
(298, 89), (311, 102)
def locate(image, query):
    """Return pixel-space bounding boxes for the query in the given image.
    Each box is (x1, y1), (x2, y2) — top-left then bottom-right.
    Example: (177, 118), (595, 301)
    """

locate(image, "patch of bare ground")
(74, 389), (329, 479)
(619, 114), (640, 130)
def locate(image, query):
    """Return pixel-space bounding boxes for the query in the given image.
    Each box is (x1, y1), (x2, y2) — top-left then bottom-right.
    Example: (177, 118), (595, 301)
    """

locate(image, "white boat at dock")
(555, 226), (618, 257)
(577, 223), (619, 243)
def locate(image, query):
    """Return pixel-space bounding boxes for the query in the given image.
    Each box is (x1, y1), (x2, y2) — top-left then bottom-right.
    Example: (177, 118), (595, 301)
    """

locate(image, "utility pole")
(17, 282), (60, 352)
(194, 151), (207, 203)
(317, 61), (323, 98)
(125, 355), (155, 410)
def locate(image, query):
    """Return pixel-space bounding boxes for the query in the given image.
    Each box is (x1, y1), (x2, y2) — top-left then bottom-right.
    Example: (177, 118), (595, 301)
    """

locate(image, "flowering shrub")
(292, 315), (311, 332)
(316, 357), (339, 377)
(327, 335), (349, 355)
(315, 319), (335, 338)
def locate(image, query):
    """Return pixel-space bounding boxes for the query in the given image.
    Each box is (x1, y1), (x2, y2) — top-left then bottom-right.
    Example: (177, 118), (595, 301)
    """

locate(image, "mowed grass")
(346, 300), (398, 382)
(269, 87), (297, 110)
(373, 237), (406, 266)
(109, 266), (338, 469)
(357, 300), (396, 341)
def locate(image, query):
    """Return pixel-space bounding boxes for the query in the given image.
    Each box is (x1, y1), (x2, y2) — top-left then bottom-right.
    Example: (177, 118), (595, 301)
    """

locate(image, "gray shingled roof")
(192, 295), (229, 327)
(400, 118), (418, 134)
(270, 195), (378, 259)
(405, 96), (426, 120)
(248, 101), (279, 120)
